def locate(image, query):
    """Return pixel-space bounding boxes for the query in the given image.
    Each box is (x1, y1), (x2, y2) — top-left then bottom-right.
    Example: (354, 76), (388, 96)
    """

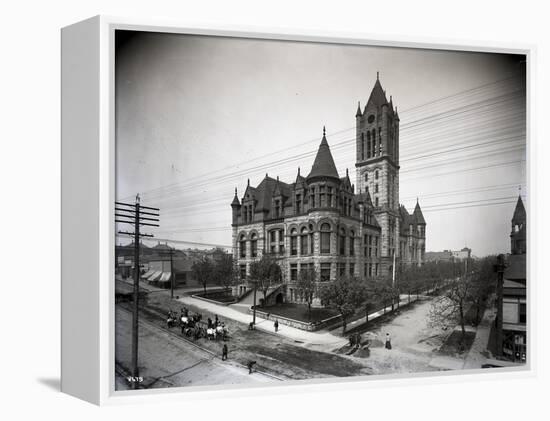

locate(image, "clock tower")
(355, 74), (401, 273)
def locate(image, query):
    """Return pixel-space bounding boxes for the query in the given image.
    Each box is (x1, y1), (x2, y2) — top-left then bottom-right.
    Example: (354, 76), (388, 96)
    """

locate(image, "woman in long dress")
(385, 333), (392, 350)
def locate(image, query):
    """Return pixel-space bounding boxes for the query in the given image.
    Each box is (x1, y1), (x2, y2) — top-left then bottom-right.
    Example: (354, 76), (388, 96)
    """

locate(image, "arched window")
(239, 234), (246, 258)
(309, 224), (315, 254)
(300, 227), (308, 256)
(364, 173), (368, 182)
(290, 228), (298, 256)
(250, 233), (258, 258)
(269, 230), (277, 254)
(339, 228), (346, 256)
(320, 223), (331, 254)
(366, 131), (371, 158)
(350, 230), (355, 256)
(361, 133), (365, 160)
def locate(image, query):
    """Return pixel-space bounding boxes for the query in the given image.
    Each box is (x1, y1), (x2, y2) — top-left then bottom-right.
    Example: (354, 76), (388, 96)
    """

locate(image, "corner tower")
(355, 74), (401, 272)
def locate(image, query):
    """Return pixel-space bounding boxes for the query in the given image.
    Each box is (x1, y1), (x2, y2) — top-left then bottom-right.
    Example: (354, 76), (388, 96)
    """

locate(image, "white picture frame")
(61, 15), (535, 406)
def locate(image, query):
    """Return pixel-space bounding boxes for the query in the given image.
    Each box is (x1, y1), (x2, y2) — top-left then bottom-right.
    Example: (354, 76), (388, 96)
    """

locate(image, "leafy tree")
(192, 256), (214, 295)
(370, 276), (393, 314)
(249, 254), (282, 306)
(212, 252), (237, 292)
(296, 267), (318, 320)
(363, 279), (379, 323)
(320, 276), (366, 333)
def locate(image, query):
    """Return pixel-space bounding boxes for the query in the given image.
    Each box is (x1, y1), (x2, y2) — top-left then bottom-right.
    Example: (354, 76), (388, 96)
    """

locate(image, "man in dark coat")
(222, 344), (228, 361)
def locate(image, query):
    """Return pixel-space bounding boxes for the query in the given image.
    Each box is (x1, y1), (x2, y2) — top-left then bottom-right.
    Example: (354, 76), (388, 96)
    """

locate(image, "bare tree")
(428, 273), (478, 346)
(192, 256), (214, 295)
(320, 276), (366, 333)
(249, 254), (282, 306)
(212, 252), (237, 292)
(296, 267), (317, 320)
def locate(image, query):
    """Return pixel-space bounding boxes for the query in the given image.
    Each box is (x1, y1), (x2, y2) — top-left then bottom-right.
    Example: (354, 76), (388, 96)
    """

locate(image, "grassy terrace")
(254, 303), (339, 323)
(195, 289), (237, 304)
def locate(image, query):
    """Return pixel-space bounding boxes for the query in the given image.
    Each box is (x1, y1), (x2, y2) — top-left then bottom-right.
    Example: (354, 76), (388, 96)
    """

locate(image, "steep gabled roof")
(307, 128), (340, 180)
(340, 169), (352, 190)
(356, 188), (373, 207)
(254, 175), (292, 212)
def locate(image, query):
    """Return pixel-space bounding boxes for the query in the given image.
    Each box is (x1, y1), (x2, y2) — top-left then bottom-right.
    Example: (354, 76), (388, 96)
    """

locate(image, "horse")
(216, 325), (228, 341)
(166, 311), (177, 328)
(206, 327), (217, 340)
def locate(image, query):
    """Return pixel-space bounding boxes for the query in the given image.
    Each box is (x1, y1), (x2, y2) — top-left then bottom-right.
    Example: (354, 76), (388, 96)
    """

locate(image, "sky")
(115, 31), (526, 256)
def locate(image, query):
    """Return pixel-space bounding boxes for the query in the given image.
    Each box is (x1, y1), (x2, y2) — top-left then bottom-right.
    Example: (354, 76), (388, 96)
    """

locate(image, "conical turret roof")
(231, 188), (240, 206)
(413, 200), (426, 224)
(512, 195), (526, 224)
(307, 127), (340, 180)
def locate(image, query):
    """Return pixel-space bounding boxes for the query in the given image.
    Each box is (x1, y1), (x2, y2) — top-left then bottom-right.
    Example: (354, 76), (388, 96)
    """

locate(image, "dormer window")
(296, 194), (302, 214)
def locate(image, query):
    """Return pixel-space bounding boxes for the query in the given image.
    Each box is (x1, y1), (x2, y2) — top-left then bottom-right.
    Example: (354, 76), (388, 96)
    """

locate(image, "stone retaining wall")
(248, 308), (341, 332)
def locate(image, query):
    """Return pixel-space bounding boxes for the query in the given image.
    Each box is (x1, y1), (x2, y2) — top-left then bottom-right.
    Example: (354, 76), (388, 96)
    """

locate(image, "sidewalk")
(178, 295), (348, 352)
(347, 294), (426, 331)
(463, 300), (497, 369)
(177, 293), (428, 353)
(428, 299), (496, 370)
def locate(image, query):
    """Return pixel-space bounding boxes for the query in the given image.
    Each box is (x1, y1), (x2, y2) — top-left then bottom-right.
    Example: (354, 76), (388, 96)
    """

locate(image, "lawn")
(438, 331), (476, 356)
(195, 289), (237, 304)
(255, 303), (339, 323)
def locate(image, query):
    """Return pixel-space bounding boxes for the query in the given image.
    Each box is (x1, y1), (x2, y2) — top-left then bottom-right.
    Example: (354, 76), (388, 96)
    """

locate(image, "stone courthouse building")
(231, 76), (426, 302)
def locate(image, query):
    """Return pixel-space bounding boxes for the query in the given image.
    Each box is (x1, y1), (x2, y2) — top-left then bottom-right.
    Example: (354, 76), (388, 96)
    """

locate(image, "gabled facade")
(231, 77), (426, 303)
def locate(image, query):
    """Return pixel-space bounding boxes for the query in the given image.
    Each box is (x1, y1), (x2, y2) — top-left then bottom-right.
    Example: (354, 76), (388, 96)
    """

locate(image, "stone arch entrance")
(275, 292), (284, 305)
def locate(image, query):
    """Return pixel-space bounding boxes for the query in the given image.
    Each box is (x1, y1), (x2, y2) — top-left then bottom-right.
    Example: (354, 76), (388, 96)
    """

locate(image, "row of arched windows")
(239, 232), (257, 258)
(360, 129), (383, 160)
(238, 223), (360, 258)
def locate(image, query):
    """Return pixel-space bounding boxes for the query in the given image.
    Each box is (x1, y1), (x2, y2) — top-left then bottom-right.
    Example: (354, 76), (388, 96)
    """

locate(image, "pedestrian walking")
(274, 319), (279, 333)
(247, 360), (257, 374)
(385, 333), (392, 350)
(222, 344), (228, 361)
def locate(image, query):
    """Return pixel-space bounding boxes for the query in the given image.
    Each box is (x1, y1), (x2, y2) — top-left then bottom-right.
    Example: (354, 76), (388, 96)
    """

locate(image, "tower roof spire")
(366, 76), (388, 109)
(413, 200), (426, 224)
(512, 195), (526, 223)
(231, 187), (240, 206)
(307, 126), (340, 180)
(356, 101), (362, 117)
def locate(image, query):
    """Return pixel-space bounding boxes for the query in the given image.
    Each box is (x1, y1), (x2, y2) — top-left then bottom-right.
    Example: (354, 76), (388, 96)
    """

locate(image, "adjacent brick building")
(231, 76), (426, 303)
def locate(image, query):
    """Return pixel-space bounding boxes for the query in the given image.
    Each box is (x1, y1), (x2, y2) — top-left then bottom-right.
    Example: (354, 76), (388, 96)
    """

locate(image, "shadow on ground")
(37, 377), (60, 392)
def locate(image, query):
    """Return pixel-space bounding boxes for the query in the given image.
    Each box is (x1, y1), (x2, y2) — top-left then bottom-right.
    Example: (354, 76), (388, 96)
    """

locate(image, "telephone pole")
(169, 248), (174, 299)
(495, 254), (506, 358)
(115, 194), (159, 389)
